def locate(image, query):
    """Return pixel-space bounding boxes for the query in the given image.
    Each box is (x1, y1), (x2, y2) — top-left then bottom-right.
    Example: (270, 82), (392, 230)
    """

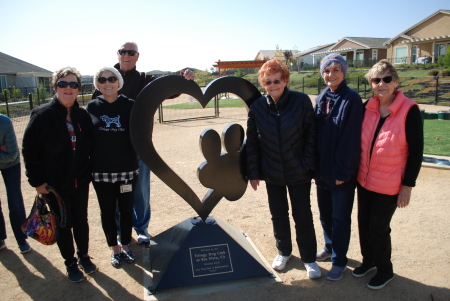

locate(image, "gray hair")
(119, 41), (138, 52)
(52, 66), (82, 90)
(93, 67), (124, 91)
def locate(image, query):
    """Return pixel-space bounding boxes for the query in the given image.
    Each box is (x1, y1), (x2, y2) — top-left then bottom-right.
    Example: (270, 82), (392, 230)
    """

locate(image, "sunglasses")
(371, 76), (393, 84)
(265, 79), (282, 86)
(56, 81), (79, 89)
(98, 76), (118, 84)
(118, 49), (138, 56)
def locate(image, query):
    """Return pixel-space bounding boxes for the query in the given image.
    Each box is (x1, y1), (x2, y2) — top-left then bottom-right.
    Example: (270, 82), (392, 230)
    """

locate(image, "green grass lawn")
(163, 98), (246, 109)
(423, 119), (450, 156)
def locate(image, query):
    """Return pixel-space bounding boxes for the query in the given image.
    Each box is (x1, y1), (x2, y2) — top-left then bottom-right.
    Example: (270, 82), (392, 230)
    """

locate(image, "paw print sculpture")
(197, 123), (248, 218)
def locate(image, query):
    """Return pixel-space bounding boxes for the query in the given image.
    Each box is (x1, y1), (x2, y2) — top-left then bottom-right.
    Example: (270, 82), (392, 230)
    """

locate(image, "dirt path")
(0, 107), (449, 301)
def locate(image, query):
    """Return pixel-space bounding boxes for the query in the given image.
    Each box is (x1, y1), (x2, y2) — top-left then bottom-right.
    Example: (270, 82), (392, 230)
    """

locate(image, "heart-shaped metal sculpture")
(130, 76), (261, 220)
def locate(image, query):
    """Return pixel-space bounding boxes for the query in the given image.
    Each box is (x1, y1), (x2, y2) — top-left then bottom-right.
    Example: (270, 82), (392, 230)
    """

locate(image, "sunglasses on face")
(265, 79), (282, 86)
(98, 76), (118, 84)
(118, 49), (138, 56)
(371, 76), (393, 84)
(56, 81), (79, 89)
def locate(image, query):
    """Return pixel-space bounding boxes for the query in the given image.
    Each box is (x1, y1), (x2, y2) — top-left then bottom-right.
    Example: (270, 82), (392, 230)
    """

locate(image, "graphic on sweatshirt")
(100, 115), (121, 128)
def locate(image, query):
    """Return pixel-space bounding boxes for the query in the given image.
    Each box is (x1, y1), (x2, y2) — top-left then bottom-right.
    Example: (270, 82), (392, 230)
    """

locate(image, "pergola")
(213, 60), (267, 77)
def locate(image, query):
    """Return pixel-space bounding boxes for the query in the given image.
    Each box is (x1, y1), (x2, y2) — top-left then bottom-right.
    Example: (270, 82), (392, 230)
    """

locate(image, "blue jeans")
(0, 163), (27, 242)
(317, 186), (355, 267)
(115, 159), (151, 235)
(132, 158), (151, 231)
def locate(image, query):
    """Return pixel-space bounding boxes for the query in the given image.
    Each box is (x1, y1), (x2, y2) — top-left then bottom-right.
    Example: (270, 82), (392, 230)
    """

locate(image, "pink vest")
(357, 91), (417, 195)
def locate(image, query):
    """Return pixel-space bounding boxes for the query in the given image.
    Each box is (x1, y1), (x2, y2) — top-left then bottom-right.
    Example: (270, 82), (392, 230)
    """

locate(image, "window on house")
(412, 46), (418, 63)
(395, 47), (407, 63)
(372, 49), (378, 61)
(355, 51), (364, 62)
(435, 44), (446, 59)
(0, 76), (6, 92)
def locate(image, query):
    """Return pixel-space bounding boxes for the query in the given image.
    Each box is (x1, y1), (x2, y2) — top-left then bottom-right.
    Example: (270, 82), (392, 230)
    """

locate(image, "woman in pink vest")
(354, 60), (423, 289)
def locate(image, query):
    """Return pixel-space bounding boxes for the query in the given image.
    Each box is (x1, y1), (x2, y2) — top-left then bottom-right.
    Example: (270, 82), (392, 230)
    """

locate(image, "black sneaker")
(66, 262), (85, 283)
(352, 264), (376, 278)
(18, 240), (32, 254)
(78, 254), (98, 275)
(367, 273), (394, 290)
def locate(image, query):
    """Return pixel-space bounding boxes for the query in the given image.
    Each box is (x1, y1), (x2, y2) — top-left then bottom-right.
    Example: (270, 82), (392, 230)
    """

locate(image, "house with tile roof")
(311, 37), (390, 67)
(0, 52), (52, 94)
(384, 9), (450, 65)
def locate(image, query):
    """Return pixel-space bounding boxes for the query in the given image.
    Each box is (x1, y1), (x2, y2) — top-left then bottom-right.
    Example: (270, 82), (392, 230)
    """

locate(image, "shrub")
(428, 69), (439, 76)
(234, 70), (246, 78)
(439, 69), (450, 76)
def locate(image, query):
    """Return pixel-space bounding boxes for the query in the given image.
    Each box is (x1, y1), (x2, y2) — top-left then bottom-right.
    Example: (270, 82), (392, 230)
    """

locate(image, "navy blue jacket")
(246, 88), (316, 186)
(314, 80), (363, 191)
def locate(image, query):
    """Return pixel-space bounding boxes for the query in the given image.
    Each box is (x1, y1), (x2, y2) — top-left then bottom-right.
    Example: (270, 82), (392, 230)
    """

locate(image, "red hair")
(258, 59), (290, 86)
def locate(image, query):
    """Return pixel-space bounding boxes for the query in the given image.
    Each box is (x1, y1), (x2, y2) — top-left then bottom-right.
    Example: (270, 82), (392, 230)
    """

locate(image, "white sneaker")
(272, 254), (292, 271)
(304, 262), (322, 279)
(136, 229), (151, 244)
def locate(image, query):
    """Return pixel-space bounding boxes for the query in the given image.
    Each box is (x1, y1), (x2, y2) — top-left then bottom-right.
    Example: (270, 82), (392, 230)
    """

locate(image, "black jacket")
(246, 88), (316, 186)
(22, 98), (93, 192)
(92, 64), (155, 100)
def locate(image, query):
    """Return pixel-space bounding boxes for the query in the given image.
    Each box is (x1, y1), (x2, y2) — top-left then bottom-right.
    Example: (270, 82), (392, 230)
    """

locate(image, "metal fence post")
(364, 81), (366, 99)
(302, 77), (305, 93)
(4, 89), (10, 117)
(28, 93), (33, 110)
(357, 77), (360, 94)
(435, 75), (439, 105)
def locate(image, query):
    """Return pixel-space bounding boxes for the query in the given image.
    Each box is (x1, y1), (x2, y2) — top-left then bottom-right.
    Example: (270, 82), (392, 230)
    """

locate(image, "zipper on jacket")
(276, 109), (287, 183)
(364, 113), (381, 186)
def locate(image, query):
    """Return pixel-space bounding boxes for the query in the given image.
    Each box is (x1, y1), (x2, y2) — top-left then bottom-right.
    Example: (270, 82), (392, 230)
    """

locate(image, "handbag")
(21, 186), (67, 245)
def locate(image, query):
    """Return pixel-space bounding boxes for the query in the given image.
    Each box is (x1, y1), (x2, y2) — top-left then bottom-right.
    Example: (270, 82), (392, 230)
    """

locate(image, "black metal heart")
(130, 76), (261, 220)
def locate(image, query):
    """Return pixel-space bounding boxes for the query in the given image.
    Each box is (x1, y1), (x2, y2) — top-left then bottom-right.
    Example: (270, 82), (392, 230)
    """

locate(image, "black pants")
(357, 184), (398, 278)
(47, 184), (90, 266)
(93, 178), (137, 247)
(266, 181), (317, 263)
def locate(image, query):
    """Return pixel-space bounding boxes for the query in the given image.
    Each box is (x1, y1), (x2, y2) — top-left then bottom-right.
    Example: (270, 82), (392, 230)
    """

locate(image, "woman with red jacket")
(354, 60), (423, 290)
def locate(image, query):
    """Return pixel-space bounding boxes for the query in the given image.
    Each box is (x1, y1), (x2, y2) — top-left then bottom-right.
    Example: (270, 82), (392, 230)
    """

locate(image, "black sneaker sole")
(20, 248), (32, 254)
(80, 266), (98, 275)
(367, 275), (394, 290)
(69, 277), (85, 283)
(352, 266), (376, 278)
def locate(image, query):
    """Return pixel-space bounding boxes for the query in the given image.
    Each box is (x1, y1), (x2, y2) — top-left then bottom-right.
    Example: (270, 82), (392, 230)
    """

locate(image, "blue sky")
(1, 0), (448, 75)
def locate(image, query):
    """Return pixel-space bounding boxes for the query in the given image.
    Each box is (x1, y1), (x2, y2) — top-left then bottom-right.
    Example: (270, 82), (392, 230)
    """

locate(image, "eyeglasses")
(264, 79), (282, 86)
(118, 49), (138, 56)
(56, 81), (79, 89)
(98, 76), (118, 84)
(371, 76), (393, 84)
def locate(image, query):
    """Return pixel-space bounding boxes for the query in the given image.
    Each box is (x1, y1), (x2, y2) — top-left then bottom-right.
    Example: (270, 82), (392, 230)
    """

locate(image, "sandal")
(110, 253), (122, 267)
(121, 250), (136, 263)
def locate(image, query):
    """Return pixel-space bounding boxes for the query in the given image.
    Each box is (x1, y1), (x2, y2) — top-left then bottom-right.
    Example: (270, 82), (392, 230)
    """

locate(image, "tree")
(235, 70), (246, 78)
(273, 45), (284, 60)
(437, 48), (450, 69)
